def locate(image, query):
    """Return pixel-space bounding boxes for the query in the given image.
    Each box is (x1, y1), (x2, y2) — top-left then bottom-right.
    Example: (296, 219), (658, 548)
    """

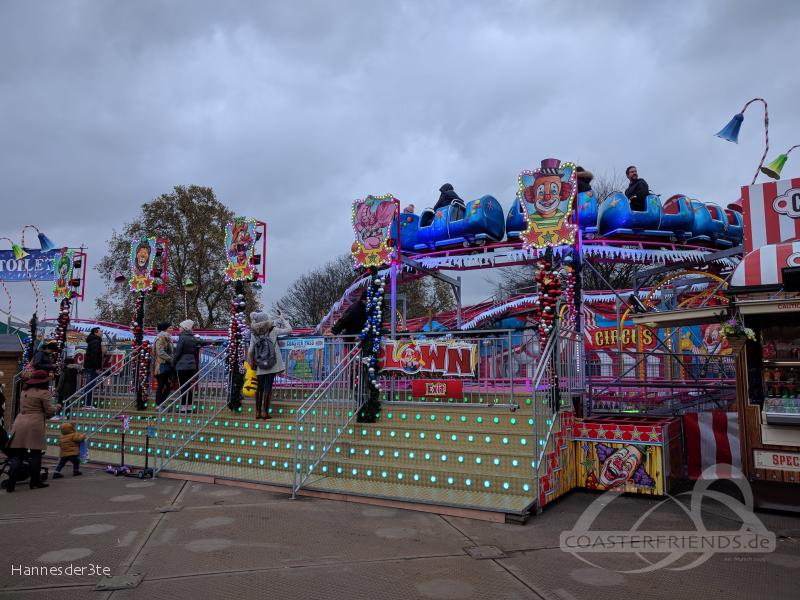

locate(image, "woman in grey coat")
(248, 311), (291, 419)
(171, 320), (210, 412)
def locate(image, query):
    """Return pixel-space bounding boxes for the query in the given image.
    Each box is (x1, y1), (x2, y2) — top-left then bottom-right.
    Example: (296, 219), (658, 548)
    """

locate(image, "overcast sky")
(1, 0), (798, 324)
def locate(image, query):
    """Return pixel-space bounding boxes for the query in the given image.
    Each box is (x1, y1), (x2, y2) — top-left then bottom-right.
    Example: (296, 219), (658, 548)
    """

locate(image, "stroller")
(0, 428), (49, 489)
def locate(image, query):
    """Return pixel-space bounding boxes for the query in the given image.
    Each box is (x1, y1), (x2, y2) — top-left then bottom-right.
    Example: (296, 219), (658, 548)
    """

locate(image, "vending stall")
(729, 177), (800, 508)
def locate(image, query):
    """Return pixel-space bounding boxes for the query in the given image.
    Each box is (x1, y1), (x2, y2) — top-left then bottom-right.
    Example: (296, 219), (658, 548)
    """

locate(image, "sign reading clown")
(379, 339), (478, 377)
(518, 158), (577, 248)
(351, 194), (399, 268)
(224, 218), (257, 282)
(51, 248), (74, 301)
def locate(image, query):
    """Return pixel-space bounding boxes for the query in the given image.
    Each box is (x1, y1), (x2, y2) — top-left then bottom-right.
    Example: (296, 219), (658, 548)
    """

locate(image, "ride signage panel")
(753, 449), (800, 472)
(410, 379), (463, 399)
(379, 339), (478, 377)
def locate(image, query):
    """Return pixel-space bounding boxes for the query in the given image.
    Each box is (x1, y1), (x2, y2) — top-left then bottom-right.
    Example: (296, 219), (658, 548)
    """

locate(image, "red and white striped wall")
(742, 177), (800, 253)
(683, 411), (741, 479)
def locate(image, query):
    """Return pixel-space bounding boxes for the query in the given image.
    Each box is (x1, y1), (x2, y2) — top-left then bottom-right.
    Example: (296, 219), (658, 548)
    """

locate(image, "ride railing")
(151, 348), (230, 476)
(272, 336), (360, 401)
(47, 350), (141, 446)
(376, 329), (540, 408)
(529, 325), (583, 510)
(292, 344), (364, 497)
(586, 348), (736, 415)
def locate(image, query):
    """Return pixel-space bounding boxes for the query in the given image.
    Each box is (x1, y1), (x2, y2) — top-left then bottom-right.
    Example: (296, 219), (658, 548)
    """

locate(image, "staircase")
(45, 330), (583, 520)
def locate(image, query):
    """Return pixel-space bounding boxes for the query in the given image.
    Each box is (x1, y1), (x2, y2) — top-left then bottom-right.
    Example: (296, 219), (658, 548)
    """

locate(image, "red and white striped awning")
(731, 240), (800, 287)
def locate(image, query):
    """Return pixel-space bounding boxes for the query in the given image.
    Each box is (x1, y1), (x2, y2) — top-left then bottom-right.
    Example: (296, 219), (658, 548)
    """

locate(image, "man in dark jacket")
(83, 328), (103, 407)
(624, 165), (650, 212)
(433, 183), (463, 212)
(331, 291), (368, 336)
(33, 342), (59, 375)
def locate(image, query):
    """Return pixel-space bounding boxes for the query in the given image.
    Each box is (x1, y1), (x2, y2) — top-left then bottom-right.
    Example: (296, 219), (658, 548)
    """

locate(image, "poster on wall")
(351, 194), (398, 268)
(518, 158), (577, 249)
(128, 237), (157, 292)
(379, 339), (478, 377)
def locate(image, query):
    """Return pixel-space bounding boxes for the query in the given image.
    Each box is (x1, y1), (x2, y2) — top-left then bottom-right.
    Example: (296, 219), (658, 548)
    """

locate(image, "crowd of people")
(3, 309), (295, 493)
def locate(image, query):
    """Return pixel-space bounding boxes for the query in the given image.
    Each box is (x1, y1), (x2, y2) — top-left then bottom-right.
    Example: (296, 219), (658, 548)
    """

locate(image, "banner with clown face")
(52, 248), (74, 301)
(519, 158), (577, 248)
(128, 237), (157, 292)
(351, 194), (398, 268)
(224, 218), (257, 282)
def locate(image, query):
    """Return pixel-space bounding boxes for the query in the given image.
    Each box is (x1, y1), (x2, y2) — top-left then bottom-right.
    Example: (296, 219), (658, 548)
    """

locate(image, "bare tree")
(96, 185), (260, 328)
(274, 255), (356, 327)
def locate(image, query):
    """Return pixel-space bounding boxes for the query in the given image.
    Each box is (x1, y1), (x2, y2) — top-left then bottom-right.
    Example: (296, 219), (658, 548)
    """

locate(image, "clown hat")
(539, 158), (562, 176)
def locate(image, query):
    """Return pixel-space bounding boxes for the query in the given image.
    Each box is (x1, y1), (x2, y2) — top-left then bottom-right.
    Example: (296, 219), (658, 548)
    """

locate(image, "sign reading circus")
(378, 340), (478, 377)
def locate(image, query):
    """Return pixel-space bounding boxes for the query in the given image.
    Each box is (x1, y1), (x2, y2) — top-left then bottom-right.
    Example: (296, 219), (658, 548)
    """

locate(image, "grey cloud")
(1, 0), (799, 320)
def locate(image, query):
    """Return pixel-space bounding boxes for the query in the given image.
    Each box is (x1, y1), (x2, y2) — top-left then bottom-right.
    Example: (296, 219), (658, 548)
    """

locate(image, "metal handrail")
(58, 349), (139, 416)
(153, 349), (230, 475)
(292, 344), (364, 496)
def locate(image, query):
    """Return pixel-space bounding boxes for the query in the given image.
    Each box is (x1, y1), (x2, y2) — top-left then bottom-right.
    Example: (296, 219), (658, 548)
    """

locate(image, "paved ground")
(1, 465), (799, 599)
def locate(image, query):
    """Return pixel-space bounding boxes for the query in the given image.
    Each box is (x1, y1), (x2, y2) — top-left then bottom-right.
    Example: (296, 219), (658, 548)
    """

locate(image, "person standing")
(172, 320), (209, 412)
(152, 322), (174, 406)
(330, 290), (368, 336)
(56, 357), (80, 416)
(248, 311), (291, 420)
(83, 327), (103, 407)
(624, 165), (650, 212)
(6, 370), (61, 492)
(32, 341), (59, 376)
(52, 421), (86, 479)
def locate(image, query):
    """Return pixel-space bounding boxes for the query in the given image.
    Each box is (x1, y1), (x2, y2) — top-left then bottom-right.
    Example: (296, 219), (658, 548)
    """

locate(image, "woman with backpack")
(248, 311), (291, 419)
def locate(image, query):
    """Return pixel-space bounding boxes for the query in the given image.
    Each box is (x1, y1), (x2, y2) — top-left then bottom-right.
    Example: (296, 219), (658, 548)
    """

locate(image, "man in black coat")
(331, 291), (368, 336)
(433, 183), (463, 212)
(624, 165), (650, 212)
(83, 328), (103, 407)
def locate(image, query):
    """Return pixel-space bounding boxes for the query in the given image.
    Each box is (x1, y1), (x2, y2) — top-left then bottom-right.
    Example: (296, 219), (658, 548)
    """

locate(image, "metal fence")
(586, 348), (736, 415)
(152, 348), (230, 475)
(531, 326), (582, 494)
(48, 350), (142, 447)
(376, 329), (540, 407)
(292, 344), (364, 496)
(272, 336), (360, 401)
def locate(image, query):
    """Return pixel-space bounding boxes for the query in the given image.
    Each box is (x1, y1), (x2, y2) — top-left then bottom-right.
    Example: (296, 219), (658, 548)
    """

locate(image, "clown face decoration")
(128, 237), (157, 292)
(52, 249), (74, 301)
(351, 194), (398, 268)
(224, 218), (257, 281)
(518, 158), (577, 249)
(590, 443), (655, 490)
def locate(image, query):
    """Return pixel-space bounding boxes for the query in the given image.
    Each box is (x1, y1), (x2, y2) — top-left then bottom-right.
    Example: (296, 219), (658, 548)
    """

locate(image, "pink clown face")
(355, 201), (396, 249)
(598, 445), (643, 487)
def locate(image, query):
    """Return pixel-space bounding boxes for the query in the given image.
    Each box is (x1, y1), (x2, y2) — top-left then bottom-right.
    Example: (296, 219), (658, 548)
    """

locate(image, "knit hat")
(179, 319), (194, 331)
(250, 312), (274, 328)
